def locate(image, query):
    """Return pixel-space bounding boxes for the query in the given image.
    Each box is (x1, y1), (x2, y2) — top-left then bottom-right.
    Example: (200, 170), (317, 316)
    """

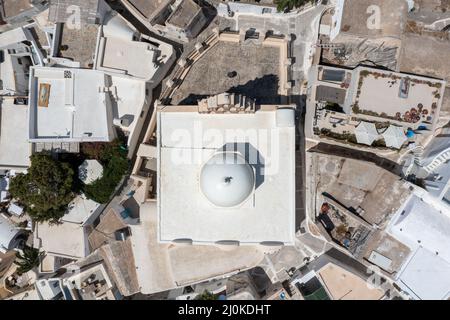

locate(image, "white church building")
(156, 93), (297, 246)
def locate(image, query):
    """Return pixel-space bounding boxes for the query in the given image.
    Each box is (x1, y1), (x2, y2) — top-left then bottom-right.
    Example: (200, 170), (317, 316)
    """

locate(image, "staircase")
(422, 148), (450, 174)
(412, 145), (424, 166)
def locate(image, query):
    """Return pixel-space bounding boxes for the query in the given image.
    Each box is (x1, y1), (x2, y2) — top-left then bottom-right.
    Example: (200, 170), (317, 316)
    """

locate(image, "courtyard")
(170, 40), (282, 105)
(353, 68), (446, 128)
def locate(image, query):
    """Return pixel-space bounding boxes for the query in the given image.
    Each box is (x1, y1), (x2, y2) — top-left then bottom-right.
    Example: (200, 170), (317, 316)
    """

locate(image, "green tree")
(195, 290), (218, 300)
(14, 246), (43, 275)
(9, 154), (75, 223)
(275, 0), (313, 12)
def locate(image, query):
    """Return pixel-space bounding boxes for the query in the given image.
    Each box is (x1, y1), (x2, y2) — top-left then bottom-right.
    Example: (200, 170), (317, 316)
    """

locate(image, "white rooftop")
(0, 100), (31, 169)
(0, 50), (31, 169)
(0, 28), (27, 49)
(396, 247), (450, 300)
(129, 201), (266, 294)
(28, 67), (114, 142)
(157, 105), (296, 245)
(109, 75), (147, 149)
(36, 279), (63, 300)
(389, 195), (450, 299)
(354, 121), (378, 146)
(63, 193), (103, 225)
(34, 220), (89, 259)
(382, 125), (407, 149)
(96, 13), (175, 81)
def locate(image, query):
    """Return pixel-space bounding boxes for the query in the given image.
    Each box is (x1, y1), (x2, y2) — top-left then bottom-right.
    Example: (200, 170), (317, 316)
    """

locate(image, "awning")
(354, 121), (378, 146)
(382, 125), (407, 149)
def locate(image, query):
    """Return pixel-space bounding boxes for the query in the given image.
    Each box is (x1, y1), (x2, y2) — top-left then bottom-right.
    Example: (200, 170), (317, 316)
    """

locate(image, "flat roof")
(126, 0), (172, 20)
(167, 0), (201, 28)
(0, 100), (31, 169)
(389, 195), (450, 263)
(315, 85), (347, 105)
(88, 208), (127, 250)
(63, 194), (103, 225)
(29, 67), (114, 142)
(6, 288), (41, 300)
(388, 195), (450, 299)
(0, 28), (27, 48)
(100, 38), (156, 79)
(400, 33), (450, 83)
(157, 105), (296, 244)
(2, 0), (32, 19)
(63, 263), (114, 300)
(362, 231), (411, 273)
(337, 158), (383, 191)
(352, 67), (446, 126)
(318, 263), (384, 300)
(397, 247), (450, 300)
(34, 221), (89, 259)
(129, 201), (265, 294)
(0, 51), (31, 169)
(96, 13), (166, 80)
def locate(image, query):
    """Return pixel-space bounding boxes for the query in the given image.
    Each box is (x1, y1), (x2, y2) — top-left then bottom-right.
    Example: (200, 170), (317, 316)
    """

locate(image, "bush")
(195, 290), (218, 300)
(359, 70), (370, 77)
(81, 142), (107, 161)
(84, 140), (129, 204)
(372, 139), (386, 148)
(275, 0), (312, 12)
(15, 246), (43, 275)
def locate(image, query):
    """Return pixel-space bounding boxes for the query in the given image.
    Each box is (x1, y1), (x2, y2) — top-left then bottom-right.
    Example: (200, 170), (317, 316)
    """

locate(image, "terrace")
(312, 65), (447, 150)
(352, 68), (445, 129)
(59, 24), (100, 68)
(169, 33), (286, 105)
(62, 263), (116, 300)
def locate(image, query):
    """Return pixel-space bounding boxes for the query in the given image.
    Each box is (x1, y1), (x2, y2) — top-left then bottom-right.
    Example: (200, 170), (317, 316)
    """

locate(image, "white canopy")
(382, 125), (407, 149)
(78, 160), (104, 185)
(354, 121), (378, 146)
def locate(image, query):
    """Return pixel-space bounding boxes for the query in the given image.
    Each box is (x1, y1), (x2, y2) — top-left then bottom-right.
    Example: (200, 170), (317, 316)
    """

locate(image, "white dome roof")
(200, 153), (254, 207)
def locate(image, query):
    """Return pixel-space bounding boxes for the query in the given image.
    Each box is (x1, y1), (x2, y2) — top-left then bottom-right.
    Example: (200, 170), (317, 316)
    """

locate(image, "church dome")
(200, 152), (255, 208)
